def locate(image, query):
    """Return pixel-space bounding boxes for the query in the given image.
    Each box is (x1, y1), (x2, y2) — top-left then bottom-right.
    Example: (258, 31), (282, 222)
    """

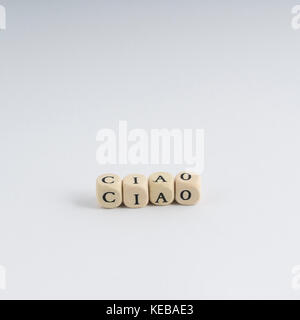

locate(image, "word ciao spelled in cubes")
(96, 172), (201, 209)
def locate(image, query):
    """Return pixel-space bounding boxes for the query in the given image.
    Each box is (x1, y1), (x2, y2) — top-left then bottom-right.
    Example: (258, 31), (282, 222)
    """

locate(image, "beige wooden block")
(123, 174), (149, 208)
(175, 172), (201, 205)
(149, 172), (174, 206)
(96, 174), (122, 208)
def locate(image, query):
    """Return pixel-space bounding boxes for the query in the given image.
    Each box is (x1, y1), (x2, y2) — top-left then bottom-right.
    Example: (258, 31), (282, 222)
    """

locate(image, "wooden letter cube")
(123, 174), (149, 208)
(96, 174), (122, 208)
(149, 172), (174, 206)
(175, 172), (201, 205)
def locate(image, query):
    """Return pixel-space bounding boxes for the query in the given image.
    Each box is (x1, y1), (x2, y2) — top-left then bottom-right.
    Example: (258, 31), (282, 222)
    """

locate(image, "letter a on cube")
(149, 172), (174, 206)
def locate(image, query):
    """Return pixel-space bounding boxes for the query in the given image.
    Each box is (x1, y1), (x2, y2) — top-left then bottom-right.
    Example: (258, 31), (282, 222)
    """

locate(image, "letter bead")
(148, 172), (174, 206)
(175, 172), (201, 205)
(123, 174), (149, 208)
(96, 174), (122, 208)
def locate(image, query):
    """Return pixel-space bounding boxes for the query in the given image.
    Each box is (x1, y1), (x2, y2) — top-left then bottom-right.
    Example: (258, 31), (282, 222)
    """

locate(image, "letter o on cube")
(123, 174), (149, 208)
(175, 172), (201, 205)
(96, 174), (122, 208)
(149, 172), (174, 206)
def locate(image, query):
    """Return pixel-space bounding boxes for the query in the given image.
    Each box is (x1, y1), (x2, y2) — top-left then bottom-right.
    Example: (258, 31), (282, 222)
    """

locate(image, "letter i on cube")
(123, 174), (149, 208)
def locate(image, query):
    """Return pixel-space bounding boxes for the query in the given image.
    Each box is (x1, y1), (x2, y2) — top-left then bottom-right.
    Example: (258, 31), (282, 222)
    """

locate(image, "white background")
(0, 0), (300, 299)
